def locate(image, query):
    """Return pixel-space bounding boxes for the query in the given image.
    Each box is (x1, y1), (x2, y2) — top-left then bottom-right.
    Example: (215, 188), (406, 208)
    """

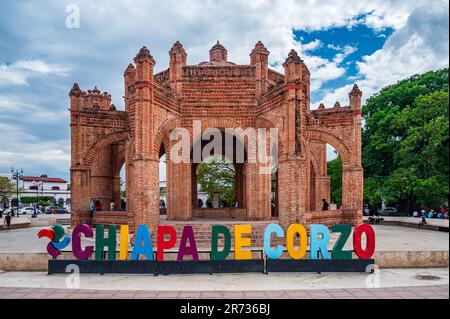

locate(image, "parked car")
(45, 206), (69, 214)
(377, 207), (397, 216)
(19, 207), (36, 215)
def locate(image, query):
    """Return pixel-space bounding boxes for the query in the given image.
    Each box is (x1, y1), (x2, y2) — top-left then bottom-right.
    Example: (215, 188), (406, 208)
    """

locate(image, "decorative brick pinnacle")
(334, 101), (341, 108)
(251, 41), (269, 55)
(210, 40), (227, 52)
(170, 40), (186, 55)
(283, 49), (303, 66)
(134, 46), (155, 64)
(350, 84), (362, 95)
(69, 83), (82, 97)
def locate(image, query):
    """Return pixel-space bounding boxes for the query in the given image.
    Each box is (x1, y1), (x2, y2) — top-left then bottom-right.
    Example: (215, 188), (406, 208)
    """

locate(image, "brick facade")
(70, 41), (363, 230)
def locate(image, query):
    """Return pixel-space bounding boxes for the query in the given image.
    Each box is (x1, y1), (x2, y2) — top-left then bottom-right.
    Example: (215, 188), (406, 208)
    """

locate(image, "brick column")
(168, 161), (192, 220)
(70, 167), (90, 226)
(342, 166), (363, 225)
(277, 157), (308, 228)
(132, 158), (160, 229)
(130, 46), (160, 230)
(244, 162), (271, 221)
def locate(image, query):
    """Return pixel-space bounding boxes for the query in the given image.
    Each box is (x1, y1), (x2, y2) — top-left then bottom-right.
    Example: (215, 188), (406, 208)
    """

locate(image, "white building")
(0, 174), (70, 208)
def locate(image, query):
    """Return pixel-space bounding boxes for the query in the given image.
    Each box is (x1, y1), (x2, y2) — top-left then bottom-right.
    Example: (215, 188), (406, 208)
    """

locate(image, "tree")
(327, 156), (342, 206)
(20, 196), (54, 204)
(197, 158), (235, 207)
(0, 177), (14, 198)
(362, 68), (449, 212)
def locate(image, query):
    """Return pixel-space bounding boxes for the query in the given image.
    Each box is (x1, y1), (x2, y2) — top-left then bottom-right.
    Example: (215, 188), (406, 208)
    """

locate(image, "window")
(29, 186), (38, 190)
(52, 186), (60, 191)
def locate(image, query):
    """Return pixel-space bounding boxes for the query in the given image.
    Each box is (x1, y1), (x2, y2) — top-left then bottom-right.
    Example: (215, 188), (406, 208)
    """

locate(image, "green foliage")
(38, 201), (51, 207)
(362, 68), (449, 211)
(20, 196), (54, 204)
(327, 156), (342, 206)
(0, 177), (14, 198)
(197, 158), (235, 207)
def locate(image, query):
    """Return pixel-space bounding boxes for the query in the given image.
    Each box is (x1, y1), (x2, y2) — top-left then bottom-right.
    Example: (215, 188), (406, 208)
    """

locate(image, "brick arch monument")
(69, 40), (363, 230)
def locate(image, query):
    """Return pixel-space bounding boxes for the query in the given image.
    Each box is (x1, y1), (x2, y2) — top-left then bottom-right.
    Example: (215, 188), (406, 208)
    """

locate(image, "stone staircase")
(160, 220), (285, 248)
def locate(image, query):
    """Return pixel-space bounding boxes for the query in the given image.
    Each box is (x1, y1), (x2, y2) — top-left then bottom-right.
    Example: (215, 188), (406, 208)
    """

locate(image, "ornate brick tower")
(70, 41), (363, 231)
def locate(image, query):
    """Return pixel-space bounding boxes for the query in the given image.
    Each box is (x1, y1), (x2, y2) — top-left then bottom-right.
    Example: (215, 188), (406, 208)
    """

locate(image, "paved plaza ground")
(0, 268), (448, 291)
(0, 284), (448, 299)
(1, 217), (448, 299)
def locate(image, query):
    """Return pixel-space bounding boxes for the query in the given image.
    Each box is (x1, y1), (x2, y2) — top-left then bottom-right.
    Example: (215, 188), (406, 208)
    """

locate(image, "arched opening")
(327, 144), (342, 210)
(195, 156), (237, 208)
(119, 164), (126, 211)
(190, 129), (247, 220)
(89, 141), (126, 212)
(309, 141), (342, 211)
(271, 169), (278, 217)
(159, 144), (168, 218)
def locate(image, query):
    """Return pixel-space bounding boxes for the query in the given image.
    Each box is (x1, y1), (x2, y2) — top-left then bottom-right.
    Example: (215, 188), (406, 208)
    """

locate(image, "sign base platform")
(48, 259), (375, 275)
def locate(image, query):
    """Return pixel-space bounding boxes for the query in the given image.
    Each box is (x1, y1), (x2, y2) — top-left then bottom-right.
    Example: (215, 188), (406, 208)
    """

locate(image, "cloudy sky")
(0, 0), (448, 181)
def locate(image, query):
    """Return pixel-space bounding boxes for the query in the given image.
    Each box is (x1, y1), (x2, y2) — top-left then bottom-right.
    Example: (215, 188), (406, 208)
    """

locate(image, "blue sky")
(0, 0), (448, 181)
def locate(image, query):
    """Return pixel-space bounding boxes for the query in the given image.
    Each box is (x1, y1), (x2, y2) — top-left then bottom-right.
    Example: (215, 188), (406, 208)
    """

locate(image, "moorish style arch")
(69, 40), (363, 230)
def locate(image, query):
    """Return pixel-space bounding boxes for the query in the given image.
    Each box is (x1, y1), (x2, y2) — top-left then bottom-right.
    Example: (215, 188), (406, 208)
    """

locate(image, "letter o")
(353, 224), (376, 259)
(286, 224), (307, 259)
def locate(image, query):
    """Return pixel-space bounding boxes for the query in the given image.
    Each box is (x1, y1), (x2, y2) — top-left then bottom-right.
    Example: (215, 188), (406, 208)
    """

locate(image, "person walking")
(322, 199), (329, 211)
(89, 199), (95, 225)
(3, 212), (12, 229)
(32, 206), (39, 218)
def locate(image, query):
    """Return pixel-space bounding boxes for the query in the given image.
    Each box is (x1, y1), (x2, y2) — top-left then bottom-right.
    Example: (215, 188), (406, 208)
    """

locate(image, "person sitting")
(444, 212), (449, 219)
(412, 211), (419, 217)
(437, 212), (443, 219)
(419, 215), (427, 229)
(428, 211), (434, 219)
(321, 199), (329, 211)
(94, 200), (103, 211)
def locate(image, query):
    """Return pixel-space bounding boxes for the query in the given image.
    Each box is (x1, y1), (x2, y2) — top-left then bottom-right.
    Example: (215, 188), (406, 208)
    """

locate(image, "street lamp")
(33, 181), (43, 208)
(11, 168), (23, 217)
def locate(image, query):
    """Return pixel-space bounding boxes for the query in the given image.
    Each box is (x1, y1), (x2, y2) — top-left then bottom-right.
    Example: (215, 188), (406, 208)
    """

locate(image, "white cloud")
(0, 0), (447, 177)
(14, 60), (69, 76)
(0, 123), (70, 175)
(0, 60), (69, 87)
(303, 39), (322, 52)
(319, 0), (449, 108)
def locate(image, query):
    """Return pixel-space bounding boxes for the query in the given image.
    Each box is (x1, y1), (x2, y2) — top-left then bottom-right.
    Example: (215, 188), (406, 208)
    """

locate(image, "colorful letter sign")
(38, 223), (376, 265)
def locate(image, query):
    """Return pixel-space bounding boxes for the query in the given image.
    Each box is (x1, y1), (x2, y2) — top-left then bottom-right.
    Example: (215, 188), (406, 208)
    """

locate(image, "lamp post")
(33, 181), (43, 209)
(11, 169), (23, 217)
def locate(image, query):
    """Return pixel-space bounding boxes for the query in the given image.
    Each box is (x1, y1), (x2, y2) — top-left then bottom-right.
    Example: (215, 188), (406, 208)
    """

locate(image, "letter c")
(72, 224), (94, 260)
